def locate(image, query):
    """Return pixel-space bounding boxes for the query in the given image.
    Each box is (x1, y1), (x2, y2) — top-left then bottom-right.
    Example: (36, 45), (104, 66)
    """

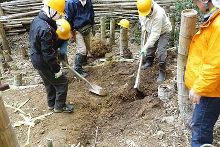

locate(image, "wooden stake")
(177, 9), (197, 122)
(13, 73), (22, 86)
(46, 138), (53, 147)
(0, 95), (19, 147)
(109, 18), (115, 47)
(100, 17), (106, 45)
(119, 27), (132, 58)
(20, 44), (28, 59)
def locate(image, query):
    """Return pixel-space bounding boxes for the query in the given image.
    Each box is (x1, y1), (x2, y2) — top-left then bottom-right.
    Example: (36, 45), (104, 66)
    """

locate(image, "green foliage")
(171, 0), (203, 48)
(134, 25), (142, 45)
(11, 64), (19, 70)
(173, 0), (195, 22)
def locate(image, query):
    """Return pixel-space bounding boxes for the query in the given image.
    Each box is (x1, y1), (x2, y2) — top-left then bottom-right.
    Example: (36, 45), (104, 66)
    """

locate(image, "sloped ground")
(1, 32), (220, 147)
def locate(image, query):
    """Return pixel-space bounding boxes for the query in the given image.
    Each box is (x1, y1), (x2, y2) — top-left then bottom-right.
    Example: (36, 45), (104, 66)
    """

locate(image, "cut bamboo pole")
(0, 95), (19, 147)
(119, 27), (128, 56)
(20, 44), (28, 59)
(109, 18), (115, 47)
(100, 17), (106, 45)
(177, 9), (197, 122)
(119, 27), (132, 58)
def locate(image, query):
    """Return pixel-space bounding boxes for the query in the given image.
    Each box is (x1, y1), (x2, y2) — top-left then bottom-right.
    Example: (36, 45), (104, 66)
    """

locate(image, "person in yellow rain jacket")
(185, 0), (220, 146)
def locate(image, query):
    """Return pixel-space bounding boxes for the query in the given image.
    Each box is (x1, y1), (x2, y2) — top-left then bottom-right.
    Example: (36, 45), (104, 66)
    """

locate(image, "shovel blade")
(134, 88), (145, 99)
(89, 84), (108, 96)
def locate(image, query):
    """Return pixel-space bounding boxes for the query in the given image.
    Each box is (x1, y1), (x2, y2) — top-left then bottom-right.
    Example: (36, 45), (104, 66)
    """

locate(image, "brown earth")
(1, 32), (220, 147)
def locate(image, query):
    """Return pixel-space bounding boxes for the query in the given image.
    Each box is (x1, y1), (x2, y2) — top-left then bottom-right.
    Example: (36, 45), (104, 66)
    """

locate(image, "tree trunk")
(177, 9), (197, 123)
(0, 95), (19, 147)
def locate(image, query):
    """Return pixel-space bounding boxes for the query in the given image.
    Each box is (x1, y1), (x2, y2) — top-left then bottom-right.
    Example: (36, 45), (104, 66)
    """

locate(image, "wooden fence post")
(0, 4), (11, 54)
(100, 17), (106, 45)
(177, 9), (197, 123)
(109, 18), (115, 47)
(119, 27), (132, 58)
(0, 95), (19, 147)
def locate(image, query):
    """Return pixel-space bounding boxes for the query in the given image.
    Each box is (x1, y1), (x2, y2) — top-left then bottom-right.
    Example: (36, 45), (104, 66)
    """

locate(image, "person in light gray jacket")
(137, 0), (172, 82)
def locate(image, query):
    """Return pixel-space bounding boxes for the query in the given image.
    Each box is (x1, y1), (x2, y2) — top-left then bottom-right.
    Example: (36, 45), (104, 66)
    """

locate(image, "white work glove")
(55, 70), (63, 79)
(140, 43), (149, 56)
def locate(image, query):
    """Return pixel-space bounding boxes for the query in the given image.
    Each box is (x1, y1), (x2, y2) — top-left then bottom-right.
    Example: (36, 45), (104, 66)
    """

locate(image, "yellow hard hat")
(137, 0), (152, 16)
(43, 0), (65, 16)
(118, 19), (130, 29)
(56, 19), (71, 40)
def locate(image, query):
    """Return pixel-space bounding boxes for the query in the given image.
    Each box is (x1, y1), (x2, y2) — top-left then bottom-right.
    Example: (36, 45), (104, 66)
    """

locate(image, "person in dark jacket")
(65, 0), (95, 77)
(29, 0), (73, 113)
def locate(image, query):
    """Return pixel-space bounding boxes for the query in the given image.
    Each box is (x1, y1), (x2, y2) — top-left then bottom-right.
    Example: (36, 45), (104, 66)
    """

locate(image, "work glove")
(140, 48), (146, 56)
(140, 43), (149, 56)
(55, 70), (63, 79)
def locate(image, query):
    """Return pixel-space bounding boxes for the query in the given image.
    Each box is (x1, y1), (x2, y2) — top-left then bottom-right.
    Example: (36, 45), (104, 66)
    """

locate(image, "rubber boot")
(74, 54), (88, 78)
(141, 56), (154, 69)
(157, 62), (166, 83)
(81, 55), (88, 66)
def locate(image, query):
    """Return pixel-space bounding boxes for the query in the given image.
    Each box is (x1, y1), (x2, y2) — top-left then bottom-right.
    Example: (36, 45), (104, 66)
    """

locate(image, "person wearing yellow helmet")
(136, 0), (172, 83)
(29, 0), (73, 113)
(65, 0), (95, 78)
(56, 18), (71, 64)
(118, 19), (130, 29)
(56, 18), (71, 40)
(185, 0), (220, 146)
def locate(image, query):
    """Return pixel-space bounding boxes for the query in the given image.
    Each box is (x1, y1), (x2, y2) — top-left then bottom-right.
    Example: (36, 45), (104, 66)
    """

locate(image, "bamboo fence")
(0, 0), (176, 36)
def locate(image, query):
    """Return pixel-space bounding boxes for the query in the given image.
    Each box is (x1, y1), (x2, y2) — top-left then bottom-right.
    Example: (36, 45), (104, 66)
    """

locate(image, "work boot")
(157, 62), (166, 83)
(54, 105), (74, 113)
(141, 56), (154, 69)
(74, 54), (88, 78)
(81, 55), (88, 66)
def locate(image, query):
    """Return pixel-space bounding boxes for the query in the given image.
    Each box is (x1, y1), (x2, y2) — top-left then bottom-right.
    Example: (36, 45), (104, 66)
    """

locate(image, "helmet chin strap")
(205, 3), (210, 12)
(198, 0), (210, 12)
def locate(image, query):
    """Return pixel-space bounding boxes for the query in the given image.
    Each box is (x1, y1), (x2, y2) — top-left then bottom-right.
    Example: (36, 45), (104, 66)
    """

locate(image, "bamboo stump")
(0, 95), (19, 147)
(177, 9), (197, 122)
(119, 27), (132, 58)
(13, 73), (22, 86)
(20, 44), (28, 59)
(3, 50), (12, 62)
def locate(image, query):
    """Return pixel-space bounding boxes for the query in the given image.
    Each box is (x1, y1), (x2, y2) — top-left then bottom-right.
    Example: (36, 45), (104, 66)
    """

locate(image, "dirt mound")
(90, 36), (108, 58)
(2, 33), (220, 147)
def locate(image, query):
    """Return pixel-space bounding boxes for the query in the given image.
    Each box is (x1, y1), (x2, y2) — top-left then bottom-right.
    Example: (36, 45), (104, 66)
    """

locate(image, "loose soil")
(1, 32), (220, 147)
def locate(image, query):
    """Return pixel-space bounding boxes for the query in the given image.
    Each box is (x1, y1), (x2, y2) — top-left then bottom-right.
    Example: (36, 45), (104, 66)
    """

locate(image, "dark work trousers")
(191, 97), (220, 147)
(38, 70), (68, 109)
(146, 32), (171, 62)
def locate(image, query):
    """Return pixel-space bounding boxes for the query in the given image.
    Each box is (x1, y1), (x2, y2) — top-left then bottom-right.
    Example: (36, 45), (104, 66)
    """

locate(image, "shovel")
(134, 53), (145, 98)
(134, 31), (147, 98)
(63, 62), (107, 96)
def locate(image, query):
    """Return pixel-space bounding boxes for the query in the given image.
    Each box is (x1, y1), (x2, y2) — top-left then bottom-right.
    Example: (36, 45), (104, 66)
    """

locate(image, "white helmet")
(212, 0), (220, 8)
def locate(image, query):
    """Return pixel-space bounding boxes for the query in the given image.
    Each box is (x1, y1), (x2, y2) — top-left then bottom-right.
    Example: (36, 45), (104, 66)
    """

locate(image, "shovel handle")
(62, 62), (93, 87)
